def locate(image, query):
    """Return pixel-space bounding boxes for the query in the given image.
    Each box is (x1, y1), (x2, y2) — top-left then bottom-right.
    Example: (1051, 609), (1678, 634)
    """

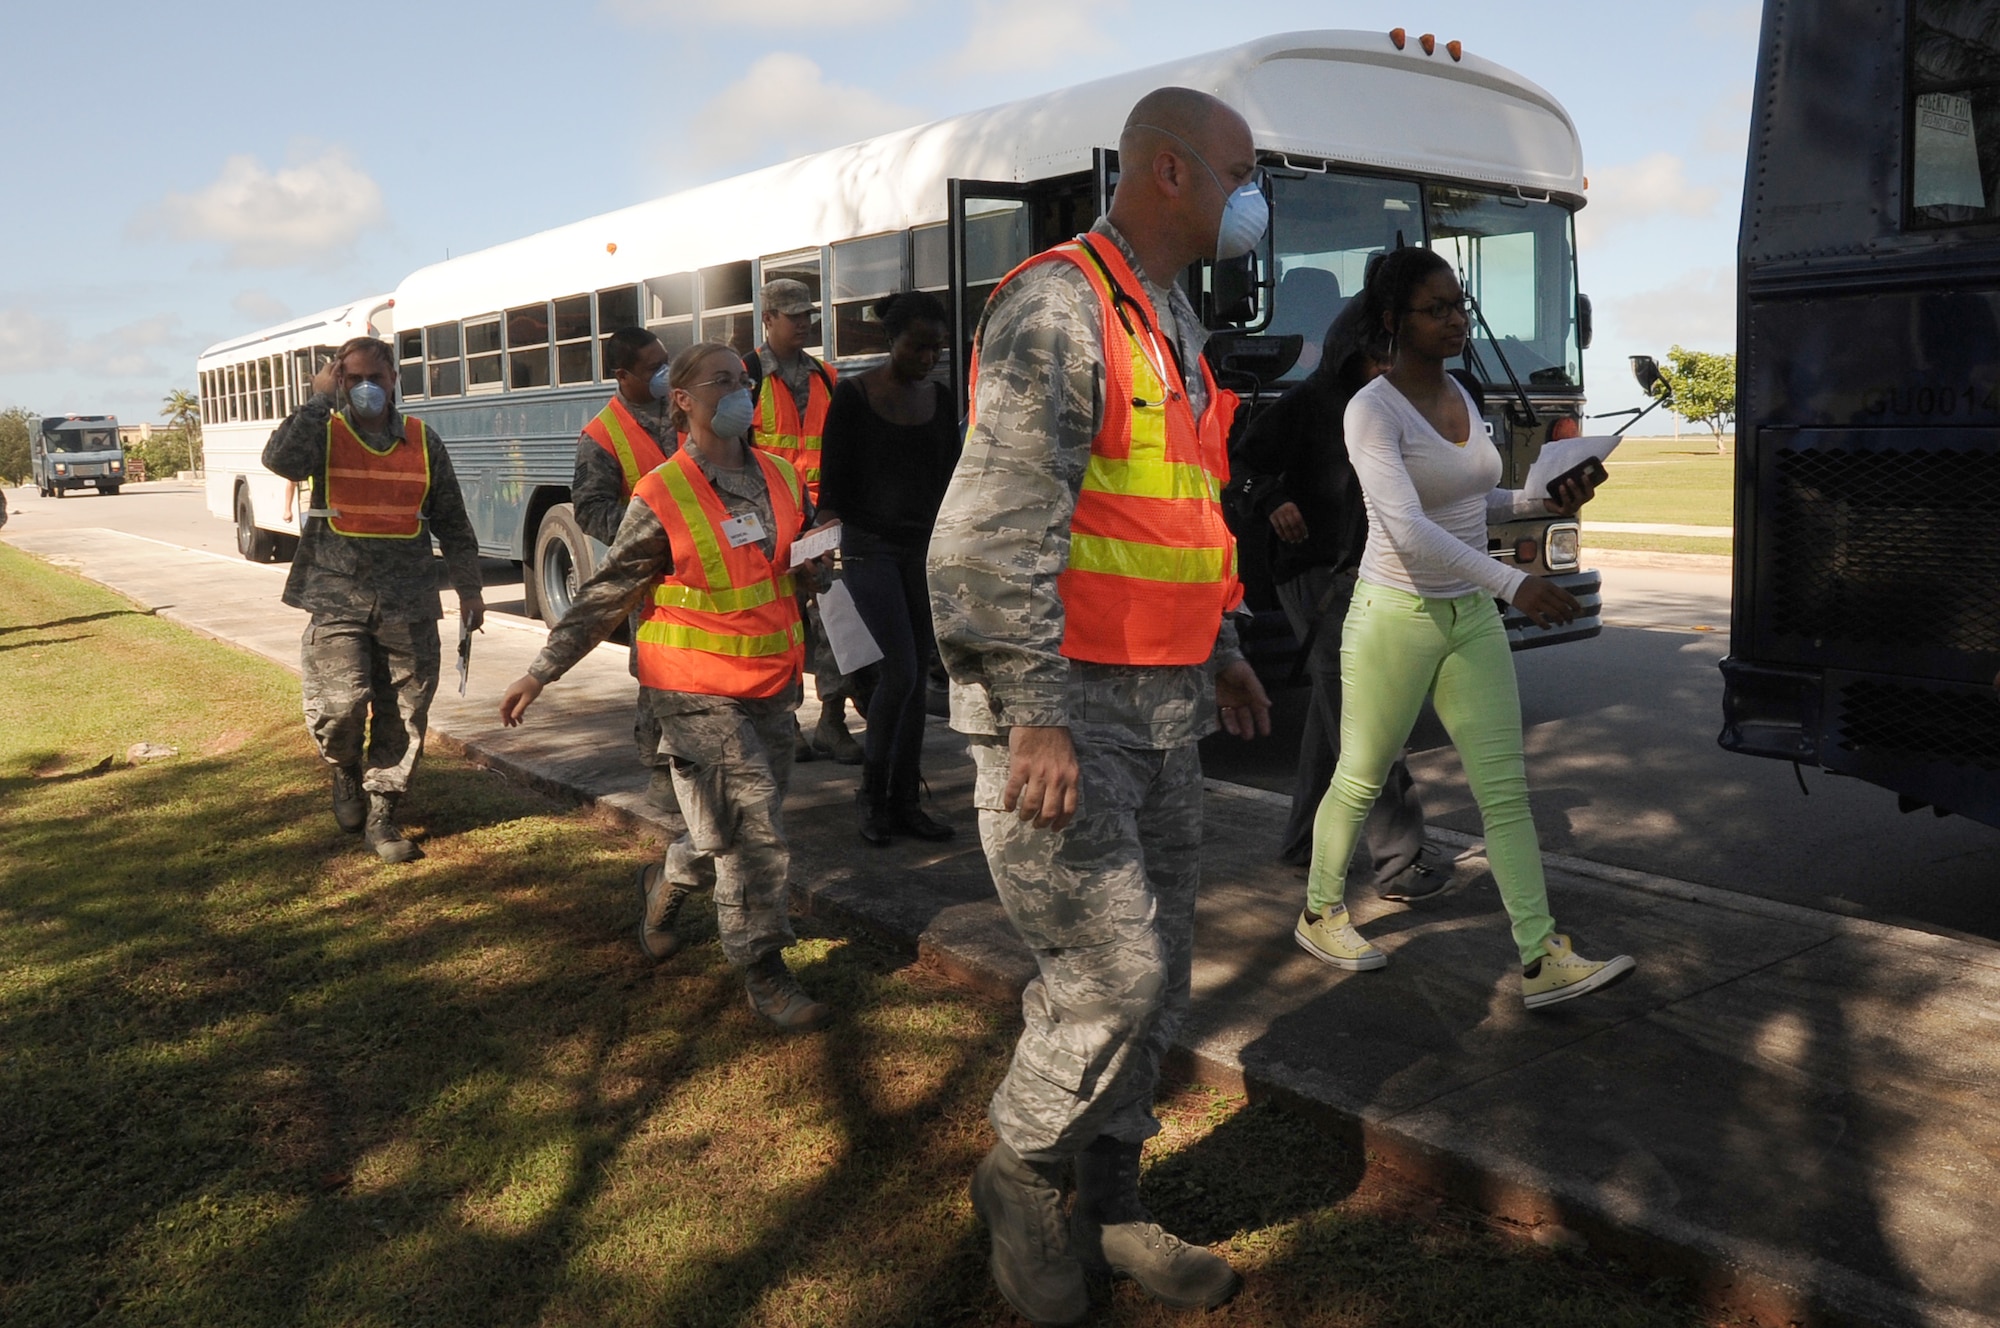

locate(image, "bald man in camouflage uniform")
(930, 89), (1270, 1325)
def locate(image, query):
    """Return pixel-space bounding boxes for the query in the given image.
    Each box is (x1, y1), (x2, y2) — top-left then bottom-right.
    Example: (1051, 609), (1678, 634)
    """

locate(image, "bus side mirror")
(1577, 294), (1593, 351)
(1630, 354), (1662, 396)
(1210, 253), (1258, 325)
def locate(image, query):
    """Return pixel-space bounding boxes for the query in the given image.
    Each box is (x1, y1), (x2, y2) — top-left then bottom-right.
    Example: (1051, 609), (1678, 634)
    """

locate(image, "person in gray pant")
(1233, 299), (1447, 900)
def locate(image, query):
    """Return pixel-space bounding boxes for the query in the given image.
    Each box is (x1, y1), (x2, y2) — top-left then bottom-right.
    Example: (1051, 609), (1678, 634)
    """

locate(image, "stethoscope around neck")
(1076, 237), (1183, 411)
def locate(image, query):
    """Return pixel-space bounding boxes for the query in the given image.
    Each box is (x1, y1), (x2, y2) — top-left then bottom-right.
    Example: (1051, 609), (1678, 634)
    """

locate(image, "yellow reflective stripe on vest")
(755, 379), (800, 450)
(636, 618), (806, 657)
(1069, 533), (1228, 584)
(659, 459), (732, 589)
(597, 405), (645, 491)
(1081, 455), (1219, 502)
(651, 573), (796, 614)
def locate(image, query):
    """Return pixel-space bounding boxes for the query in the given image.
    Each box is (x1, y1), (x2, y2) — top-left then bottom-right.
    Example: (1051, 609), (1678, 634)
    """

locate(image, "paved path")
(1588, 520), (1734, 537)
(8, 524), (2000, 1328)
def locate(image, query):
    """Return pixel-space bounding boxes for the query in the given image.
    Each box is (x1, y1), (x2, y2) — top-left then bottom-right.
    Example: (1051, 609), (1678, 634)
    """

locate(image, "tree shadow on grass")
(0, 609), (148, 638)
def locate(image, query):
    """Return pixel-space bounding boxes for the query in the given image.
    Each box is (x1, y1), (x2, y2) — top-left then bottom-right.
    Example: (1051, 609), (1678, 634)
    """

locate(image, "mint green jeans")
(1305, 581), (1556, 966)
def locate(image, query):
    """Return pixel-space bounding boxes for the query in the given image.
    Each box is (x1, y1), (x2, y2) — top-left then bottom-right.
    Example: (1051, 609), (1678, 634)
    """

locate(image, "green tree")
(0, 407), (34, 486)
(1652, 345), (1737, 453)
(162, 387), (203, 473)
(129, 428), (194, 480)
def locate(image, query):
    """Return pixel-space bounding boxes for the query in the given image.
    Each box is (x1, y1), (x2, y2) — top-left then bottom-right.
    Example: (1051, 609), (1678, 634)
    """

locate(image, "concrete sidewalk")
(9, 526), (1999, 1328)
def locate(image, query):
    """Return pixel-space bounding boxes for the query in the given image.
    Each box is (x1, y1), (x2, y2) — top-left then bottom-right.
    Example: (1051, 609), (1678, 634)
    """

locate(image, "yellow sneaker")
(1293, 907), (1387, 971)
(1522, 934), (1635, 1010)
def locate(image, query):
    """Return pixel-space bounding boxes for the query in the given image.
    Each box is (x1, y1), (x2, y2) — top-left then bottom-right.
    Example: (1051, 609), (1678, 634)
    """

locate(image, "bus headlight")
(54, 463), (67, 475)
(110, 460), (123, 472)
(1546, 523), (1581, 571)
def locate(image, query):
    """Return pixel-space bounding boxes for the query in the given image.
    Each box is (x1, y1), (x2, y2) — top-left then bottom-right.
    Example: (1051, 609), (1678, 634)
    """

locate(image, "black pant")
(841, 528), (933, 800)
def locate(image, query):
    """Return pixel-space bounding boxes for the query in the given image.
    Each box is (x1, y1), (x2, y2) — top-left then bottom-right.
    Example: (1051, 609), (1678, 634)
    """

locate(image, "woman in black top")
(1233, 297), (1441, 896)
(816, 291), (961, 844)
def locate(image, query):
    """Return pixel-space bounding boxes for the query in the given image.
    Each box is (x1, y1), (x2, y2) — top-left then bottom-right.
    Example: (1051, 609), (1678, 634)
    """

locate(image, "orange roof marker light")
(1420, 32), (1436, 55)
(1389, 27), (1406, 49)
(1446, 39), (1463, 61)
(606, 242), (618, 255)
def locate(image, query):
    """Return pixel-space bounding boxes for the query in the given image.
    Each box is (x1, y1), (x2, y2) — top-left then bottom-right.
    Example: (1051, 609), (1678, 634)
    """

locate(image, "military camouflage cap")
(761, 278), (815, 315)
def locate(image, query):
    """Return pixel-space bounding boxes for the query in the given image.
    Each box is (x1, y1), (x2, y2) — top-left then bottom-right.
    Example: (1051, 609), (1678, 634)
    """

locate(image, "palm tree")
(161, 388), (202, 474)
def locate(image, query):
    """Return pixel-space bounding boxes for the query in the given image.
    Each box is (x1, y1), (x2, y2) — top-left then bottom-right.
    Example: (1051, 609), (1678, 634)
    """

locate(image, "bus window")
(700, 261), (755, 354)
(1266, 171), (1422, 377)
(598, 284), (641, 372)
(554, 294), (594, 385)
(507, 302), (552, 389)
(1910, 0), (2000, 227)
(427, 322), (462, 397)
(760, 250), (824, 355)
(644, 273), (695, 361)
(830, 232), (906, 359)
(1426, 186), (1580, 390)
(963, 201), (1031, 314)
(260, 358), (275, 419)
(913, 223), (949, 291)
(465, 318), (503, 391)
(398, 329), (425, 401)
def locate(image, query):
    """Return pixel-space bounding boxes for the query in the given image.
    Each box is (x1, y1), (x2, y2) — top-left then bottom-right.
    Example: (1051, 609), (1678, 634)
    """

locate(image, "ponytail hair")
(872, 290), (947, 342)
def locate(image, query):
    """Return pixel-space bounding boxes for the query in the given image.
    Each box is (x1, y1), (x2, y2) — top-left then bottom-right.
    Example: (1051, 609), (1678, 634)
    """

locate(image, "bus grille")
(1832, 677), (2000, 772)
(1768, 447), (2000, 654)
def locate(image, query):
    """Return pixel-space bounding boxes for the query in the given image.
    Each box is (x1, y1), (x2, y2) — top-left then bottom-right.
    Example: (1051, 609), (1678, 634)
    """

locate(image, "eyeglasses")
(690, 374), (753, 392)
(1406, 296), (1473, 321)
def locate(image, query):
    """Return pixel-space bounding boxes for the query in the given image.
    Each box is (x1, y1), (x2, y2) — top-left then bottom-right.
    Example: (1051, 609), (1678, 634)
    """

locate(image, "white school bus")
(199, 28), (1600, 653)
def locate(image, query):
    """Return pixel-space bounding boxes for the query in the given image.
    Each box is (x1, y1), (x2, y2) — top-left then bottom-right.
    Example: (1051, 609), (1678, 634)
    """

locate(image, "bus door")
(946, 152), (1114, 421)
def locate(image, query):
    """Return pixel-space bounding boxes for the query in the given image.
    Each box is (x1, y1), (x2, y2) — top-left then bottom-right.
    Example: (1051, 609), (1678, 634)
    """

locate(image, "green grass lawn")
(0, 543), (1721, 1328)
(1583, 437), (1735, 531)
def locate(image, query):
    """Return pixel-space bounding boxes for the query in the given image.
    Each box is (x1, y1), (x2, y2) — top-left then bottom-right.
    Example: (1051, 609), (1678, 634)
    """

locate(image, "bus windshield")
(1427, 187), (1581, 391)
(1263, 172), (1582, 391)
(47, 428), (117, 453)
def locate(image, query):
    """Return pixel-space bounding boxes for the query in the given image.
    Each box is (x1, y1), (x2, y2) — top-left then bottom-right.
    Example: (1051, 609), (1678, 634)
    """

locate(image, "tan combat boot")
(1071, 1135), (1238, 1309)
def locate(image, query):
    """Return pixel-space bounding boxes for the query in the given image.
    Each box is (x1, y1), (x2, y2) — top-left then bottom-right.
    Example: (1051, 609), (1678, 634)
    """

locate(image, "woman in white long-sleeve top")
(1291, 246), (1637, 1010)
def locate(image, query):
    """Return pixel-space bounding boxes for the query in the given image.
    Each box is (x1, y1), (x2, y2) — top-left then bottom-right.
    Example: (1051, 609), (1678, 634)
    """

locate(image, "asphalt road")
(10, 480), (1999, 945)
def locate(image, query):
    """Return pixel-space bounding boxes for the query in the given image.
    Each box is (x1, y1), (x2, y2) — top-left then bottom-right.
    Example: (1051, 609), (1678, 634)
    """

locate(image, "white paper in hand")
(817, 579), (884, 674)
(1523, 434), (1623, 499)
(789, 522), (842, 568)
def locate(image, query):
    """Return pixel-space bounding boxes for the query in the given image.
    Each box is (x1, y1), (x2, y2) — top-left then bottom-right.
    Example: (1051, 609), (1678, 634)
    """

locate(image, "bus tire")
(236, 487), (276, 563)
(531, 504), (594, 630)
(101, 484), (120, 496)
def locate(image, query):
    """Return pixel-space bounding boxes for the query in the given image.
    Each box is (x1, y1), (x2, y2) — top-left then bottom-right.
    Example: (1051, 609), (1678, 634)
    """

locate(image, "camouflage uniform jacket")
(262, 393), (482, 623)
(571, 394), (679, 547)
(526, 447), (813, 715)
(928, 218), (1244, 750)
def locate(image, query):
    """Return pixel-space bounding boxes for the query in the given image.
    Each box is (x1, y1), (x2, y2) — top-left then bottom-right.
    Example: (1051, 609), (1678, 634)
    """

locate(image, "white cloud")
(1576, 153), (1722, 248)
(1605, 267), (1736, 357)
(0, 307), (191, 381)
(680, 53), (924, 176)
(137, 145), (386, 268)
(601, 0), (908, 25)
(942, 0), (1122, 76)
(232, 289), (292, 324)
(0, 307), (70, 375)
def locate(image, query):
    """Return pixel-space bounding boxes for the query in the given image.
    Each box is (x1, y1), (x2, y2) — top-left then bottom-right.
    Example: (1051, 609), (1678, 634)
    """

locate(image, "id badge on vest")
(719, 511), (768, 549)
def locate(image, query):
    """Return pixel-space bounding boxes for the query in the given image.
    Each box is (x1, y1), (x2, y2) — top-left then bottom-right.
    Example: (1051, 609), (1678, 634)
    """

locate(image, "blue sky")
(1, 0), (1759, 425)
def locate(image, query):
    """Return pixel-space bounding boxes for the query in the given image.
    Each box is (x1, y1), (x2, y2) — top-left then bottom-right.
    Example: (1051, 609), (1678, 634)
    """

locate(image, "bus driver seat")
(1266, 267), (1344, 376)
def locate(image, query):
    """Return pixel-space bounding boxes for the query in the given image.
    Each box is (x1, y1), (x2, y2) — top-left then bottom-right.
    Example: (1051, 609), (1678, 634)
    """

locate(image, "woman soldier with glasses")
(500, 342), (841, 1032)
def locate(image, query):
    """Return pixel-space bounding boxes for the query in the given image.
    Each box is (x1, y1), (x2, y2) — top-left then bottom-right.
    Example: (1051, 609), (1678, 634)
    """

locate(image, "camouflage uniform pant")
(300, 614), (440, 796)
(970, 729), (1204, 1163)
(653, 691), (798, 969)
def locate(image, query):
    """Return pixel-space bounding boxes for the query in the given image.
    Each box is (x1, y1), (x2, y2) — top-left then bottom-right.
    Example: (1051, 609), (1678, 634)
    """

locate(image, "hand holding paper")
(789, 521), (843, 568)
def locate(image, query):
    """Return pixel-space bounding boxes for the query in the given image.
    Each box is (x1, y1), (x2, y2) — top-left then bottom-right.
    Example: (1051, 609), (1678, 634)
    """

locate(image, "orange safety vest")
(583, 395), (672, 497)
(325, 413), (430, 539)
(632, 448), (806, 698)
(970, 232), (1241, 666)
(751, 356), (836, 501)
